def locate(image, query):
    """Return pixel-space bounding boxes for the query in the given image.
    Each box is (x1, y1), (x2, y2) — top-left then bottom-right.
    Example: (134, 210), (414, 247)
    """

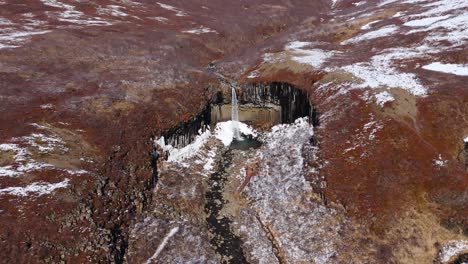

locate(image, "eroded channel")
(204, 149), (248, 263)
(126, 82), (330, 263)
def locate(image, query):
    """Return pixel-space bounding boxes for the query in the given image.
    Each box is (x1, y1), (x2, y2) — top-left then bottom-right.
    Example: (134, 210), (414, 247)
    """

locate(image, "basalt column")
(239, 82), (312, 124)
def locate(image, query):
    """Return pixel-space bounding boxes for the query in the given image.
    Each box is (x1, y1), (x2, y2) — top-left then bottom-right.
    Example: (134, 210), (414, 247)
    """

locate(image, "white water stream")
(231, 87), (241, 140)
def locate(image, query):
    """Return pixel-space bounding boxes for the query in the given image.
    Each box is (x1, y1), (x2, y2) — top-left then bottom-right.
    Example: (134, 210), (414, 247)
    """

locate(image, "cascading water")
(231, 87), (241, 140)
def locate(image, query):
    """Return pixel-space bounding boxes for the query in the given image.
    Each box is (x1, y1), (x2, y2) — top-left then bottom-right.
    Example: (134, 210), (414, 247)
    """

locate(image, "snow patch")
(433, 154), (448, 168)
(214, 121), (257, 146)
(182, 26), (217, 34)
(439, 240), (468, 263)
(144, 226), (180, 264)
(240, 118), (339, 262)
(0, 30), (51, 50)
(0, 125), (86, 177)
(97, 5), (129, 17)
(40, 104), (54, 109)
(0, 179), (69, 197)
(403, 15), (451, 27)
(422, 62), (468, 76)
(157, 3), (187, 17)
(331, 0), (339, 9)
(156, 129), (211, 162)
(0, 17), (13, 25)
(285, 41), (334, 68)
(341, 48), (427, 96)
(247, 70), (260, 79)
(361, 20), (380, 30)
(375, 91), (395, 107)
(342, 25), (399, 44)
(150, 16), (168, 23)
(353, 1), (366, 7)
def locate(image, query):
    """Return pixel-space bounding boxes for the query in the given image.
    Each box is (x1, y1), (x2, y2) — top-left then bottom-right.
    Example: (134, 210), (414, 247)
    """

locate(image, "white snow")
(331, 0), (339, 9)
(464, 137), (468, 143)
(21, 133), (69, 153)
(40, 0), (113, 26)
(157, 3), (187, 17)
(342, 25), (399, 44)
(239, 118), (339, 262)
(0, 179), (69, 197)
(0, 17), (13, 25)
(40, 0), (72, 9)
(40, 104), (54, 109)
(0, 142), (54, 177)
(403, 15), (451, 27)
(433, 154), (448, 168)
(182, 26), (217, 34)
(343, 115), (383, 153)
(144, 226), (180, 264)
(411, 0), (468, 18)
(285, 41), (334, 68)
(286, 41), (311, 50)
(214, 121), (257, 146)
(422, 62), (468, 76)
(341, 47), (427, 96)
(375, 91), (395, 107)
(203, 157), (215, 171)
(0, 125), (87, 177)
(353, 1), (366, 7)
(0, 30), (51, 50)
(150, 16), (168, 23)
(361, 20), (380, 30)
(247, 70), (260, 79)
(387, 0), (468, 45)
(97, 5), (129, 17)
(439, 240), (468, 263)
(156, 129), (211, 162)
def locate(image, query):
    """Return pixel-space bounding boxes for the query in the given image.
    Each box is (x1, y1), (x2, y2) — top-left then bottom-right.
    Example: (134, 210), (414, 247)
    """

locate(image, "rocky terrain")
(0, 0), (467, 263)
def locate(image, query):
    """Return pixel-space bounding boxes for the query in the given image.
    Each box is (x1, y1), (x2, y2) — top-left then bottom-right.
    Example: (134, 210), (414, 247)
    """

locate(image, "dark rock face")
(216, 82), (313, 124)
(239, 82), (312, 124)
(161, 82), (313, 149)
(162, 105), (212, 149)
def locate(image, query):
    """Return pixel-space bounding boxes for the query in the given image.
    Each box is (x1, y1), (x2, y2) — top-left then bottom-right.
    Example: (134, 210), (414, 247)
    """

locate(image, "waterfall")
(231, 87), (241, 140)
